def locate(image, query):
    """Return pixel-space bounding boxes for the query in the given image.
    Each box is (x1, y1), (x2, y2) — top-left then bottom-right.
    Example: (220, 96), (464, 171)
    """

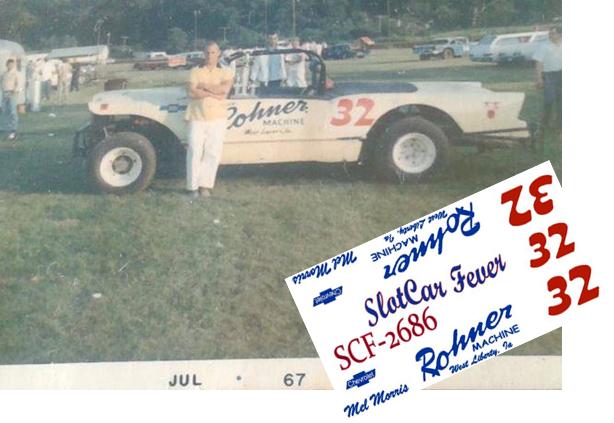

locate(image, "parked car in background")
(178, 51), (205, 68)
(469, 31), (548, 64)
(322, 44), (360, 60)
(413, 37), (468, 60)
(134, 51), (186, 70)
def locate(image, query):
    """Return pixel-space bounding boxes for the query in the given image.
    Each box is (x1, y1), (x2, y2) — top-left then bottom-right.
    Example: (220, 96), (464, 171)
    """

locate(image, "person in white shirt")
(250, 34), (286, 94)
(533, 26), (562, 148)
(1, 59), (21, 140)
(56, 59), (72, 104)
(285, 38), (307, 88)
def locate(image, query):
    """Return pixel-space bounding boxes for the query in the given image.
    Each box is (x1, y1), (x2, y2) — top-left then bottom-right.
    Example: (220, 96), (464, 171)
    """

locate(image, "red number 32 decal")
(330, 98), (375, 127)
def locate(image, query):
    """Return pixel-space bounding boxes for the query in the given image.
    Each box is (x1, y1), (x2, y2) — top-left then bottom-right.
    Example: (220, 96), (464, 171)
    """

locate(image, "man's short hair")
(205, 40), (219, 50)
(6, 59), (15, 66)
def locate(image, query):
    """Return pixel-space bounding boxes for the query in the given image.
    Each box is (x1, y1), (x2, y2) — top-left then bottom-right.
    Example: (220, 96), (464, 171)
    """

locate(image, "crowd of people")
(28, 58), (82, 104)
(223, 34), (327, 92)
(1, 57), (83, 141)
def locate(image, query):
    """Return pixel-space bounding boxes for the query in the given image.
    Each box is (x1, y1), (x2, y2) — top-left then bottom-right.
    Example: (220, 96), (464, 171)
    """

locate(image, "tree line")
(1, 0), (561, 52)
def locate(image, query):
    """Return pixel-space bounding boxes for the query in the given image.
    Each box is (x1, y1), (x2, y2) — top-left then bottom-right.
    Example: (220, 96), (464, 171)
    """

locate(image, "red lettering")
(334, 344), (352, 371)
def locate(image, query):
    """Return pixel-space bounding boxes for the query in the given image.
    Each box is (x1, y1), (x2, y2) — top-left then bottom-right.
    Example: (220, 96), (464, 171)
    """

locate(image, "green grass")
(0, 49), (561, 364)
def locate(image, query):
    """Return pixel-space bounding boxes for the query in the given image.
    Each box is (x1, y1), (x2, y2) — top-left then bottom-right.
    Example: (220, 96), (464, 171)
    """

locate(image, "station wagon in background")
(412, 37), (469, 60)
(470, 31), (548, 63)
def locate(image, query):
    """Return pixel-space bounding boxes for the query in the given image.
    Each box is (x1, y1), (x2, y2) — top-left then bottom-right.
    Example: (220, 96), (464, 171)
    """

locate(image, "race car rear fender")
(366, 104), (463, 143)
(359, 104), (462, 162)
(360, 102), (530, 161)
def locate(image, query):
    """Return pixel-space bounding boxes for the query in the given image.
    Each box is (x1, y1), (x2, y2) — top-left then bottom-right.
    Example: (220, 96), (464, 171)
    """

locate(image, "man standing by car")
(533, 25), (562, 150)
(250, 33), (286, 93)
(285, 37), (307, 88)
(185, 41), (234, 198)
(1, 59), (21, 141)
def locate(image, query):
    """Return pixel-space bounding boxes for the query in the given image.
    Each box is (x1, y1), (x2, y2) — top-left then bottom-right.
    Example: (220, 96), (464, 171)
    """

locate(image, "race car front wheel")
(376, 116), (449, 182)
(87, 132), (157, 194)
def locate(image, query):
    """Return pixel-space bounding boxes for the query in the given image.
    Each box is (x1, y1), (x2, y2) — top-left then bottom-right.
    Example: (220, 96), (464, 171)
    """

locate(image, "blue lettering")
(416, 304), (513, 382)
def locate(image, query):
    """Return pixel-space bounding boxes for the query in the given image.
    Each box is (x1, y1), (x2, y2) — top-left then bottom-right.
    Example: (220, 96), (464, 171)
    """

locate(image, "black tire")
(87, 132), (157, 195)
(443, 48), (454, 60)
(374, 116), (449, 182)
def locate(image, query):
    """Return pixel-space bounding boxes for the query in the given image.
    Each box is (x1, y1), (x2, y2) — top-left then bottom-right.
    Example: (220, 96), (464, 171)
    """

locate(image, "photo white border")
(2, 1), (611, 421)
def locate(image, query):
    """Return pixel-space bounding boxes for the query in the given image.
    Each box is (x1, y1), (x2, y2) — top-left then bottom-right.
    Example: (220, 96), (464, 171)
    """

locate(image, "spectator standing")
(1, 59), (21, 141)
(250, 34), (286, 93)
(285, 38), (307, 88)
(56, 59), (71, 104)
(70, 62), (81, 92)
(184, 41), (234, 198)
(40, 58), (54, 101)
(533, 25), (562, 150)
(25, 60), (34, 87)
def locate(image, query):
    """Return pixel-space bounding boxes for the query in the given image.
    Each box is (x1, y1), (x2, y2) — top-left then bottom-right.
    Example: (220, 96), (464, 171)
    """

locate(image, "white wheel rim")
(392, 133), (437, 174)
(99, 147), (143, 187)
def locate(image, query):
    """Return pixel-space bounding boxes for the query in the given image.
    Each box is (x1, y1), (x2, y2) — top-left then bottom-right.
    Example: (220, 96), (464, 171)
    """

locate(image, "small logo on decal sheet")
(313, 286), (343, 307)
(346, 369), (376, 389)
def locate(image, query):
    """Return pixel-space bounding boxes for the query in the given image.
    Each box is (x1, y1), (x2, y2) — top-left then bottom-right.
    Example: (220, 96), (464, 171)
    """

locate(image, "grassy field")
(0, 49), (561, 365)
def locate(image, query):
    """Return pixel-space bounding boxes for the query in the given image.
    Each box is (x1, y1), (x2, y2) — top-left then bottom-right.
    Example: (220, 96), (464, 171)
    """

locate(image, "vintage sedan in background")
(413, 37), (469, 60)
(74, 49), (532, 194)
(470, 31), (548, 63)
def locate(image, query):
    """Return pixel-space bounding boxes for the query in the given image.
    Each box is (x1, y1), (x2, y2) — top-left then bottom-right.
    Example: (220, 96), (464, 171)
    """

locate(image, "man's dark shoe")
(187, 190), (199, 199)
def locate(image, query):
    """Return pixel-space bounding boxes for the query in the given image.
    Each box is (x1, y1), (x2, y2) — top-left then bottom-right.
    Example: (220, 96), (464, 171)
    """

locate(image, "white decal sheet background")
(285, 162), (601, 418)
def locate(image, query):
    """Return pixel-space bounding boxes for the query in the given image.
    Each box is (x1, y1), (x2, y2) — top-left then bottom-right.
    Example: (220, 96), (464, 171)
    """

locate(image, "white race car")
(74, 49), (532, 194)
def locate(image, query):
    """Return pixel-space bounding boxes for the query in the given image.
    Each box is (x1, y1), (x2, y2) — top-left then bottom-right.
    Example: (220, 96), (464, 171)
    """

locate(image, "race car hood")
(88, 86), (187, 116)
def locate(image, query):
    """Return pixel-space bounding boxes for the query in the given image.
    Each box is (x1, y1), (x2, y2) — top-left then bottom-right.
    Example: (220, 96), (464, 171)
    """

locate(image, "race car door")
(221, 91), (362, 165)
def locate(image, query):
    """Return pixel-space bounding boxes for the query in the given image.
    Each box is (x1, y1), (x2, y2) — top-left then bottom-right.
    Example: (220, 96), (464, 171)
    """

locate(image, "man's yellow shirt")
(185, 65), (234, 122)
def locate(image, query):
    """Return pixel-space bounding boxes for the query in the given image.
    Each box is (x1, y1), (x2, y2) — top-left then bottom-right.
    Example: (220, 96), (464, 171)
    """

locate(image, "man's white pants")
(186, 119), (226, 191)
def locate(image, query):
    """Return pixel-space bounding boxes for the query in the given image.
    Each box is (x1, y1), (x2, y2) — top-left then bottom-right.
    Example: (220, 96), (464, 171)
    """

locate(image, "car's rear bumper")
(459, 126), (535, 148)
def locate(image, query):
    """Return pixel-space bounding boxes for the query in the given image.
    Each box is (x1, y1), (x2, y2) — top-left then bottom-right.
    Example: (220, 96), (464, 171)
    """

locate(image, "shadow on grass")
(218, 161), (365, 184)
(0, 136), (91, 195)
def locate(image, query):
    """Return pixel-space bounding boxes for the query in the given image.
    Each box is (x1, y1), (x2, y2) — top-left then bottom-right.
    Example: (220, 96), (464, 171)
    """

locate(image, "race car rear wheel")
(376, 116), (449, 182)
(87, 132), (157, 194)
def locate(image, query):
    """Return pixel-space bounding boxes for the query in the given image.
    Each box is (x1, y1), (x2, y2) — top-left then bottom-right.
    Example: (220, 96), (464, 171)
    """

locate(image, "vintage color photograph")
(1, 0), (561, 370)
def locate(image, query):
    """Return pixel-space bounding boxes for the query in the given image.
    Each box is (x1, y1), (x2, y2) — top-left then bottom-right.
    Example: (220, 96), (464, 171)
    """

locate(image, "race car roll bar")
(226, 49), (327, 95)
